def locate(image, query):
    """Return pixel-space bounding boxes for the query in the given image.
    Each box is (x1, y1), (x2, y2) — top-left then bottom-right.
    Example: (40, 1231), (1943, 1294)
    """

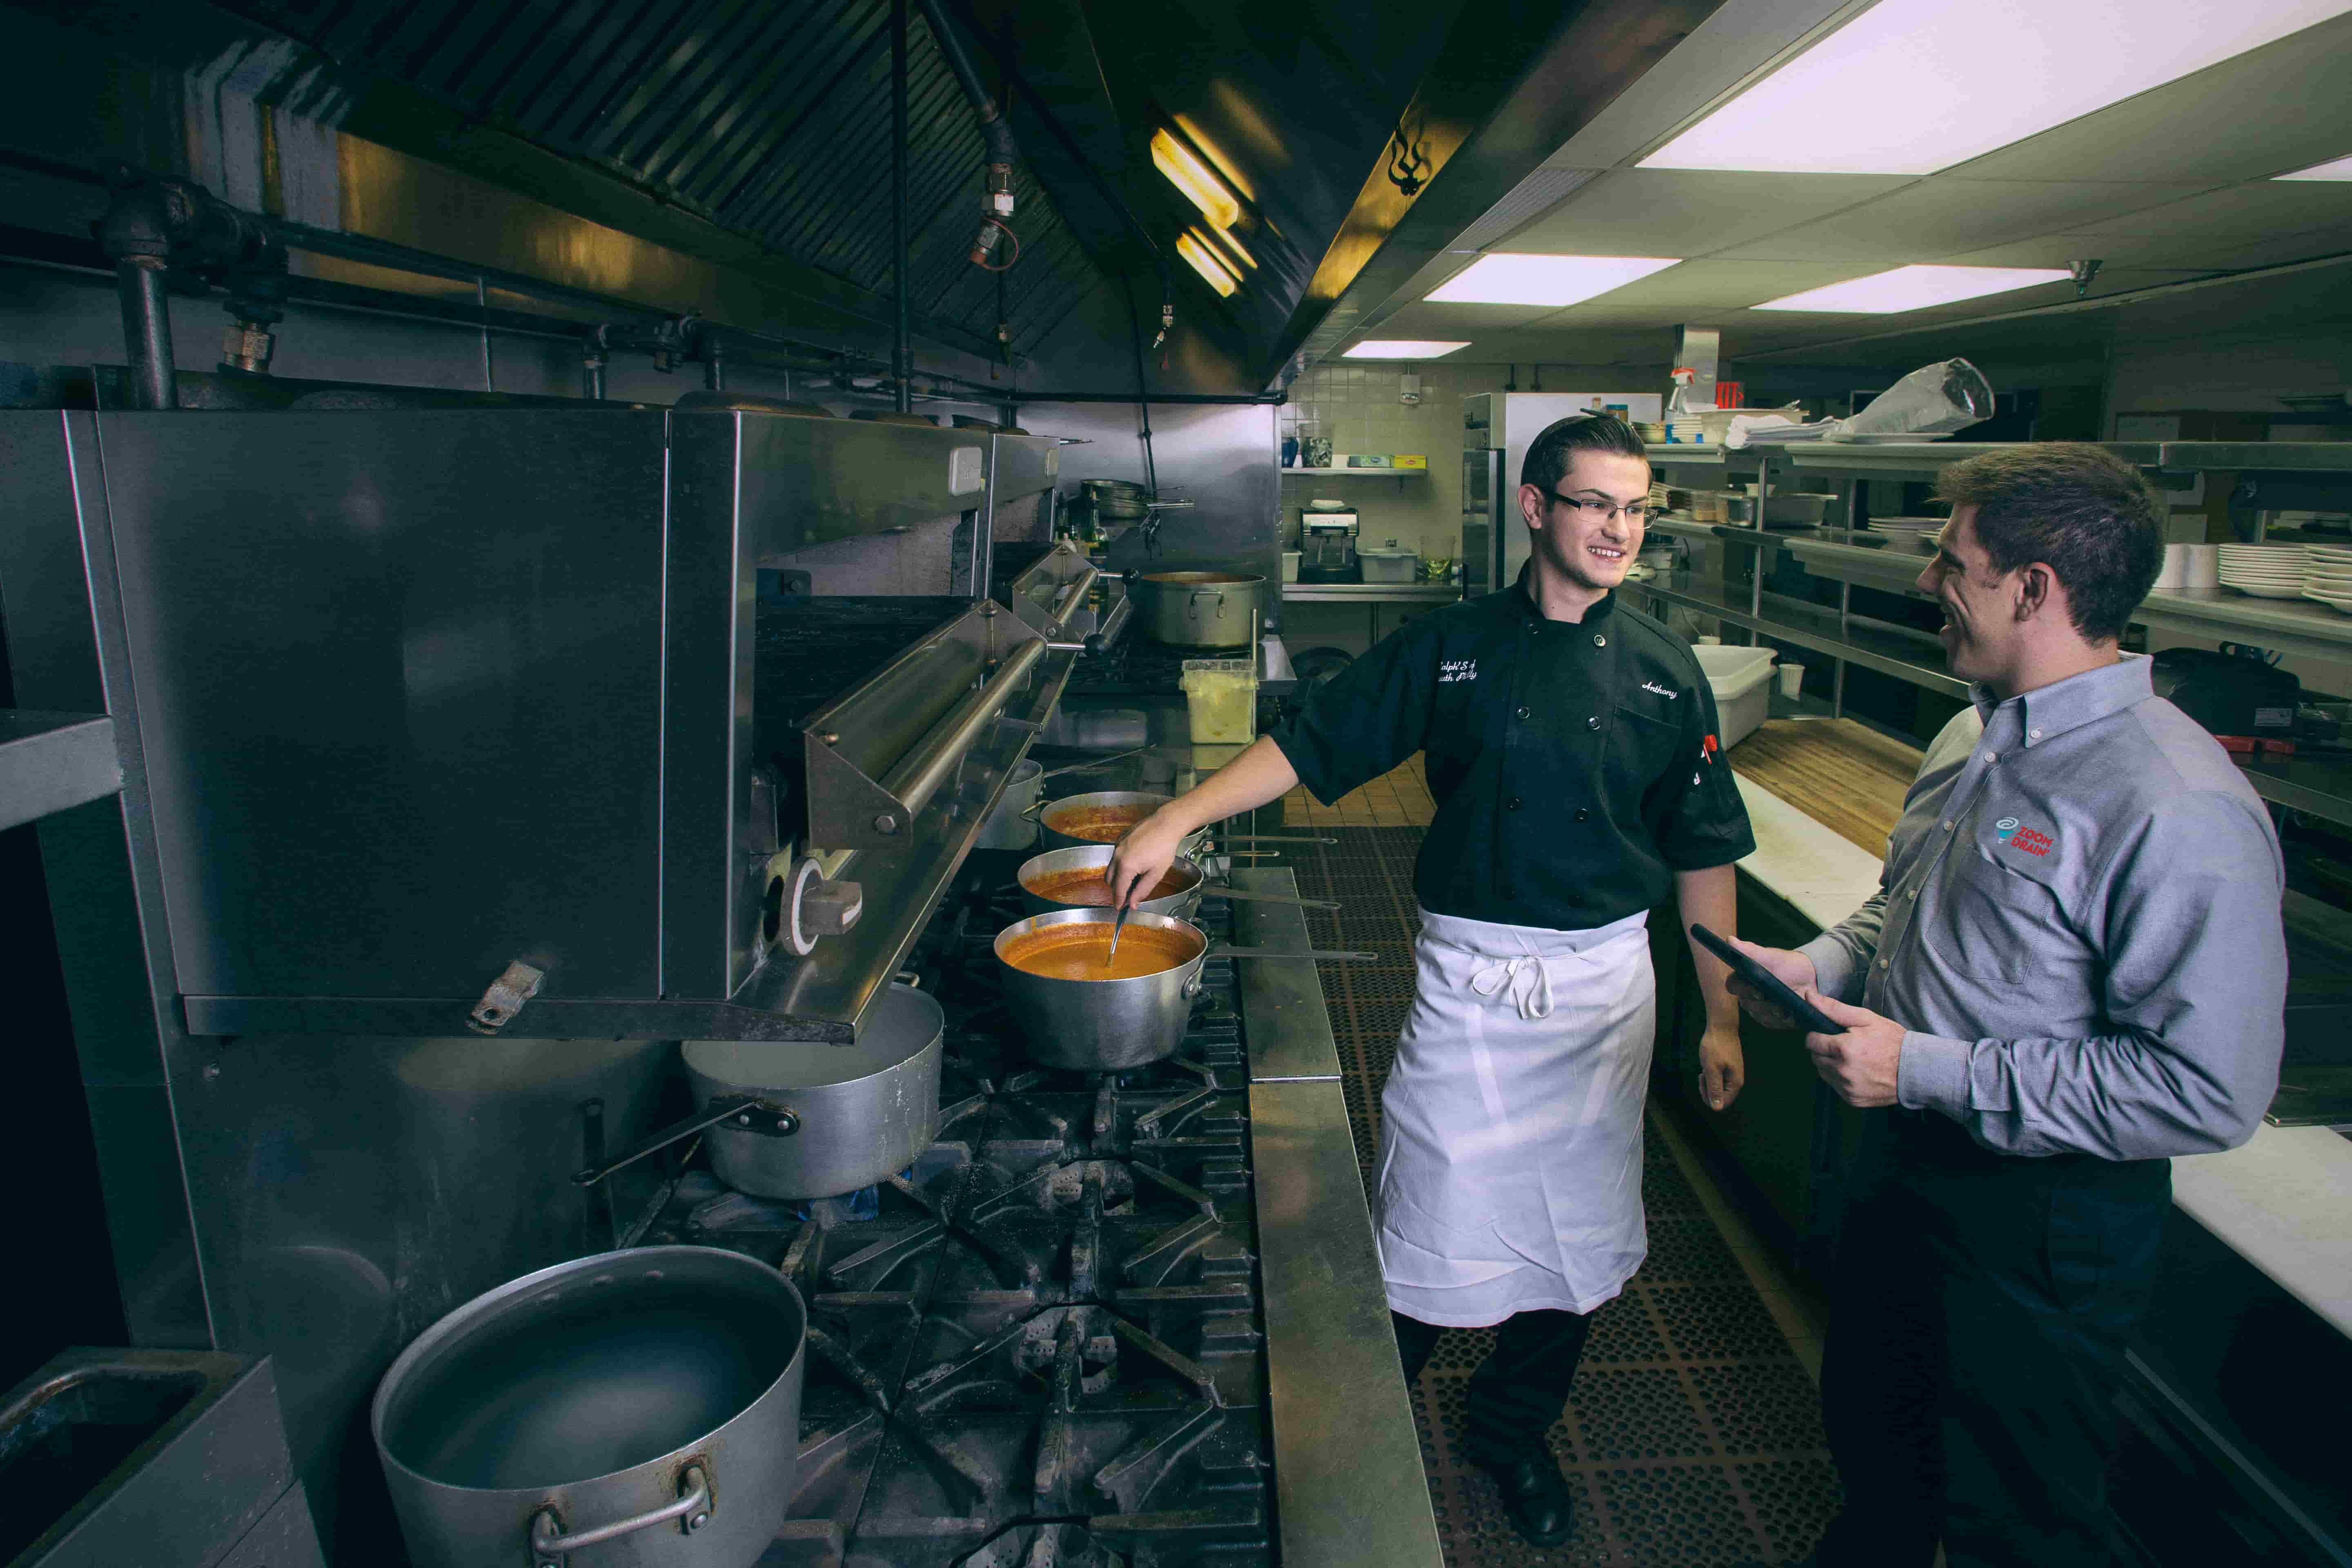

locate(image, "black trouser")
(1814, 1110), (2167, 1568)
(1391, 1307), (1596, 1467)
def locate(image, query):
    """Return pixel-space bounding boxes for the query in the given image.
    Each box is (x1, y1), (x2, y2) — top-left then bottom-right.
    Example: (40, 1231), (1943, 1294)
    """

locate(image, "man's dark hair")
(1521, 413), (1648, 495)
(1933, 443), (2164, 644)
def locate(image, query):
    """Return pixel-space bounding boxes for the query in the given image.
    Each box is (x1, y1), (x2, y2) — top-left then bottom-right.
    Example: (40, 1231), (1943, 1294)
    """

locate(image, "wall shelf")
(1280, 467), (1428, 477)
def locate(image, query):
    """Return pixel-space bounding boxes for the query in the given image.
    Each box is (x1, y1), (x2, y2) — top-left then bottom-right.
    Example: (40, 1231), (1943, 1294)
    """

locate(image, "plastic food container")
(1282, 550), (1301, 582)
(1359, 547), (1418, 583)
(1692, 645), (1777, 751)
(1179, 658), (1258, 744)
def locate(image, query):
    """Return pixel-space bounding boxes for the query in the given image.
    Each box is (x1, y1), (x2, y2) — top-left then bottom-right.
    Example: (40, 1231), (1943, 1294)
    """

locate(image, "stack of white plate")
(2305, 543), (2352, 615)
(1866, 517), (1946, 555)
(2217, 543), (2311, 599)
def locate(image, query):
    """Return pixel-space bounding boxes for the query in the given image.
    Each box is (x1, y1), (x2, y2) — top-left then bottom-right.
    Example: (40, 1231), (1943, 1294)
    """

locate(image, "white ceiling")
(1337, 0), (2352, 368)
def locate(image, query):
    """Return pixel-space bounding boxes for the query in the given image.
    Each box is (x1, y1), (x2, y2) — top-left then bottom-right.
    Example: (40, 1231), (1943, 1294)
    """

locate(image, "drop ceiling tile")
(1951, 13), (2352, 185)
(1718, 180), (2208, 262)
(1370, 301), (1558, 335)
(2138, 225), (2352, 271)
(2057, 181), (2352, 241)
(1540, 257), (1891, 310)
(1498, 169), (1913, 257)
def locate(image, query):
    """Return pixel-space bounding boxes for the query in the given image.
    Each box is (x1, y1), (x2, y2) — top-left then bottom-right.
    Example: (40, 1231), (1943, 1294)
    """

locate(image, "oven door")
(1461, 447), (1503, 595)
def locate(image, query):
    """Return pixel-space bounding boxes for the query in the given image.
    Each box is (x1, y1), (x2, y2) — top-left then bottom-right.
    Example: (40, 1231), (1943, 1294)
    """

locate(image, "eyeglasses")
(1546, 492), (1650, 524)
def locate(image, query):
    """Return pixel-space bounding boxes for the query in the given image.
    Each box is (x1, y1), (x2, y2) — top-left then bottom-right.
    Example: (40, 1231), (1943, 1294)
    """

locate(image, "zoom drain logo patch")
(1994, 815), (2054, 857)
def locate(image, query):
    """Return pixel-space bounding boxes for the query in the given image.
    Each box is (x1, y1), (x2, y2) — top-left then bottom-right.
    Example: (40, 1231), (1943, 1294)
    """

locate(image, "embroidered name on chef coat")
(1439, 659), (1478, 684)
(1643, 680), (1679, 699)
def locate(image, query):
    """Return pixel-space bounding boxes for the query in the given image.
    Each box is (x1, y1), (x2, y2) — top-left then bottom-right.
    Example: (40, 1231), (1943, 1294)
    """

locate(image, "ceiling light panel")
(1642, 0), (2352, 176)
(2278, 153), (2352, 180)
(1426, 254), (1680, 307)
(1343, 341), (1471, 359)
(1752, 264), (2071, 312)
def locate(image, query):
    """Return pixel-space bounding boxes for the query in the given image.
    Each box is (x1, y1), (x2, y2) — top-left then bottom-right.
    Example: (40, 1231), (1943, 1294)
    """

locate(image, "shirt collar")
(1509, 565), (1618, 626)
(1973, 652), (2151, 746)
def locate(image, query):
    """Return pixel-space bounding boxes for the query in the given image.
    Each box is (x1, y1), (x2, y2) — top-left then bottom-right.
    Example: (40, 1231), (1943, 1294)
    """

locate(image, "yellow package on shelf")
(1392, 454), (1428, 469)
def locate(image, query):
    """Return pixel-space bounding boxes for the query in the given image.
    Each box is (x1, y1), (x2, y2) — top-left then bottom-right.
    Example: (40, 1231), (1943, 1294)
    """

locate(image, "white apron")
(1374, 905), (1657, 1326)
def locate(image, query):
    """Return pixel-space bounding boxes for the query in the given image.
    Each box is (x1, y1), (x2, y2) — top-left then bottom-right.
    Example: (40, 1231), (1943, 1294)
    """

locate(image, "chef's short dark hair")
(1521, 414), (1649, 494)
(1934, 443), (2163, 644)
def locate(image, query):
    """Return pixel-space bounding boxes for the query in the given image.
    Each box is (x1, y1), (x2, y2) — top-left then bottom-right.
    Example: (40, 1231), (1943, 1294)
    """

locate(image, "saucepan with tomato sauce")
(1015, 844), (1344, 921)
(1034, 791), (1198, 854)
(993, 909), (1376, 1069)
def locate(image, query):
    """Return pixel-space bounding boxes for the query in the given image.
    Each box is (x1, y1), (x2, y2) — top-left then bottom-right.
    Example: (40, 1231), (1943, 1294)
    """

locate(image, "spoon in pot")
(1105, 901), (1130, 966)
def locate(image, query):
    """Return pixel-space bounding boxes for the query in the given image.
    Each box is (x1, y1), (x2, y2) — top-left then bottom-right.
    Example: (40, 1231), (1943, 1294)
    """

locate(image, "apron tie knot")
(1470, 955), (1555, 1020)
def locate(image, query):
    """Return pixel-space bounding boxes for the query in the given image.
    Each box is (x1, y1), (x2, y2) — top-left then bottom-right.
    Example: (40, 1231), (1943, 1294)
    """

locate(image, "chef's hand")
(1721, 938), (1817, 1031)
(1801, 990), (1905, 1108)
(1697, 1023), (1745, 1112)
(1105, 808), (1192, 910)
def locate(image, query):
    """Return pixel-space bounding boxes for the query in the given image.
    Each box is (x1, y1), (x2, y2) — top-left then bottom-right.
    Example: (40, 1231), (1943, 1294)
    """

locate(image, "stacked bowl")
(2217, 543), (2312, 599)
(2305, 543), (2352, 615)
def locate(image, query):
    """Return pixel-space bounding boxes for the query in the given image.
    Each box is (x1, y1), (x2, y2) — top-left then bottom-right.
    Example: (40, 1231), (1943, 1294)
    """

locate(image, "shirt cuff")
(1797, 934), (1862, 1003)
(1897, 1031), (1972, 1118)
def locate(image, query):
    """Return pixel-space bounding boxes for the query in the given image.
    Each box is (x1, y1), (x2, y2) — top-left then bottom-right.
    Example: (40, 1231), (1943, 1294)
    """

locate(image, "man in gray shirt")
(1729, 445), (2287, 1568)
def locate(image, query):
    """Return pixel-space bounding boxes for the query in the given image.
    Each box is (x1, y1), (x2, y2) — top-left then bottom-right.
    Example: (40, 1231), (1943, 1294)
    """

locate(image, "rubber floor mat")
(1286, 825), (1842, 1565)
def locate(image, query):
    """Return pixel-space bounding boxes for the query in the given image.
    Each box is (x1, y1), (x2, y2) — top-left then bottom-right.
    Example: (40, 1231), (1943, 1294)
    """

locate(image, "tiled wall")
(1278, 359), (1669, 562)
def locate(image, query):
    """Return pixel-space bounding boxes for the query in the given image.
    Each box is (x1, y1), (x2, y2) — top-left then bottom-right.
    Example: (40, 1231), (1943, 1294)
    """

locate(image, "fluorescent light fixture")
(2277, 152), (2352, 180)
(1425, 254), (1679, 307)
(1175, 232), (1238, 297)
(1343, 341), (1471, 360)
(1153, 128), (1240, 230)
(1642, 0), (2352, 176)
(1752, 265), (2072, 313)
(1198, 222), (1255, 273)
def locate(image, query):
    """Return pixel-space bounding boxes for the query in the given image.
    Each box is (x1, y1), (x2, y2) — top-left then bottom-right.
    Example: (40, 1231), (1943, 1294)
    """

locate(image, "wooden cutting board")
(1728, 718), (1921, 855)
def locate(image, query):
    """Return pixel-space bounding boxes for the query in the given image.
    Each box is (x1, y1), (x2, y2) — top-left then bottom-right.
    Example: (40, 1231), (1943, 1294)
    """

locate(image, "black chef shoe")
(1475, 1447), (1576, 1549)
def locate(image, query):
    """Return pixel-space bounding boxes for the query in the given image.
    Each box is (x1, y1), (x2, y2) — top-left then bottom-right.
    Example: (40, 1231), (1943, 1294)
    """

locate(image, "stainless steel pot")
(372, 1246), (804, 1568)
(993, 908), (1210, 1070)
(993, 909), (1375, 1069)
(1129, 572), (1264, 648)
(1015, 844), (1341, 920)
(683, 981), (942, 1199)
(974, 758), (1043, 851)
(1037, 789), (1174, 853)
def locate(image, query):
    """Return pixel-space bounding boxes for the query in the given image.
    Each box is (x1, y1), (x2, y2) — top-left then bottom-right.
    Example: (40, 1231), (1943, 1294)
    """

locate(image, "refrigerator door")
(1462, 447), (1503, 595)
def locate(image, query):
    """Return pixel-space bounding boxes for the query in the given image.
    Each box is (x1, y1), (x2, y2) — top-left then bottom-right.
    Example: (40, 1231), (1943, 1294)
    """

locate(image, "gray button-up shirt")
(1799, 653), (2286, 1160)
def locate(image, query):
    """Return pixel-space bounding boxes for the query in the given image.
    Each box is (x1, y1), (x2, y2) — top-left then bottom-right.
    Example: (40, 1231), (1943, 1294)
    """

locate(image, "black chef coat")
(1269, 573), (1755, 930)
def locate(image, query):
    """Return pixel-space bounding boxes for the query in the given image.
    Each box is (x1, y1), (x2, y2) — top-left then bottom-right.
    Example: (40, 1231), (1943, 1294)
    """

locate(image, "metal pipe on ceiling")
(893, 0), (913, 414)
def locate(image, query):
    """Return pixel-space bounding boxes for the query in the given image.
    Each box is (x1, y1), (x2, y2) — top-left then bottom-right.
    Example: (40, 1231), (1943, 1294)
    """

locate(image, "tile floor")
(1280, 753), (1437, 828)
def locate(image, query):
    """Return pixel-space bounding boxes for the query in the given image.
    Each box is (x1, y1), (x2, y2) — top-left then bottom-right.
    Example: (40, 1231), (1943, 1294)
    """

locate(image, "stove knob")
(803, 880), (864, 936)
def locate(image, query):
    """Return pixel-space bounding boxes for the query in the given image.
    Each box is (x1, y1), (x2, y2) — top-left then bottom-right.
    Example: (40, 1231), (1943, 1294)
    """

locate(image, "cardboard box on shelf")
(1393, 454), (1428, 469)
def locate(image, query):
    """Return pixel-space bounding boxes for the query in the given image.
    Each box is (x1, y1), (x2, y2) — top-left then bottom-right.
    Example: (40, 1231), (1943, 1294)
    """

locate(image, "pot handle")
(1186, 588), (1225, 618)
(571, 1096), (794, 1187)
(530, 1463), (711, 1560)
(1211, 946), (1378, 962)
(1198, 883), (1340, 911)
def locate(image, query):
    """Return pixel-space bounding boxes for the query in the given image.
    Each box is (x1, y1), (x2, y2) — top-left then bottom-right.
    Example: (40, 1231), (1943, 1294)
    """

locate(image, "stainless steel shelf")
(1621, 572), (1971, 699)
(2157, 442), (2352, 473)
(2238, 751), (2352, 831)
(1783, 441), (2167, 477)
(1279, 467), (1428, 477)
(2134, 589), (2352, 662)
(1281, 583), (1460, 603)
(0, 711), (122, 832)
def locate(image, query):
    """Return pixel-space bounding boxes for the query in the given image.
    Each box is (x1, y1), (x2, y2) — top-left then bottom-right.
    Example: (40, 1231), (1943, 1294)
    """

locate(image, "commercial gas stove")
(633, 875), (1281, 1566)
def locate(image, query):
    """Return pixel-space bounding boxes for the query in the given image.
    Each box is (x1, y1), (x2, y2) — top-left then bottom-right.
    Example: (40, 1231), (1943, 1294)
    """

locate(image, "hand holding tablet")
(1689, 923), (1847, 1036)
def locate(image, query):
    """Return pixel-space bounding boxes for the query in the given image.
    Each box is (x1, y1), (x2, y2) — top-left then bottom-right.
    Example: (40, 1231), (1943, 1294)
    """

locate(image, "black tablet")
(1689, 922), (1846, 1035)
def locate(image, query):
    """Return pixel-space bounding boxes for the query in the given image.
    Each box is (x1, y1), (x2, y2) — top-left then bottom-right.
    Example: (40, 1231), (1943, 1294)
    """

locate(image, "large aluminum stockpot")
(372, 1246), (804, 1568)
(1129, 571), (1264, 648)
(992, 908), (1210, 1070)
(1017, 843), (1205, 920)
(1037, 790), (1204, 854)
(682, 981), (942, 1199)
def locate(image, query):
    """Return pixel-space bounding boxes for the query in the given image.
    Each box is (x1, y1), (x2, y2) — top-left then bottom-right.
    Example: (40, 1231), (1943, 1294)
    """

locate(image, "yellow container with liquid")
(1179, 658), (1258, 744)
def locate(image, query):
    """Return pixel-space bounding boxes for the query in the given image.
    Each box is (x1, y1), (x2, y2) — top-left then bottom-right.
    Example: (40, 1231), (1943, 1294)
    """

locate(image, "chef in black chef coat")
(1109, 414), (1755, 1548)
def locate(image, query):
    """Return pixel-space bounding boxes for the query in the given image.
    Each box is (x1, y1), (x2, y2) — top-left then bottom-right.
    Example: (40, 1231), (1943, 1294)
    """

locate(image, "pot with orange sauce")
(1036, 790), (1211, 857)
(992, 909), (1211, 1069)
(1016, 844), (1205, 920)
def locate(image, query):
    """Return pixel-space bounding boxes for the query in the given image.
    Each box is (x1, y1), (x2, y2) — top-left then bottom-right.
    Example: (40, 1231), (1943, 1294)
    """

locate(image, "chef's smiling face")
(1521, 452), (1651, 595)
(1918, 505), (2017, 684)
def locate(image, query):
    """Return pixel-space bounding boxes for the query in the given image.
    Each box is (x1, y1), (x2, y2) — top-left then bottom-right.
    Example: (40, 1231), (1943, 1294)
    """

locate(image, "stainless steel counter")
(1281, 583), (1462, 603)
(1232, 867), (1442, 1568)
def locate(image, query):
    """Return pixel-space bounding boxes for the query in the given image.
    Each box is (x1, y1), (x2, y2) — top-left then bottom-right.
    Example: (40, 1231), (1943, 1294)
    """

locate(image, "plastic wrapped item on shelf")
(1830, 358), (1994, 440)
